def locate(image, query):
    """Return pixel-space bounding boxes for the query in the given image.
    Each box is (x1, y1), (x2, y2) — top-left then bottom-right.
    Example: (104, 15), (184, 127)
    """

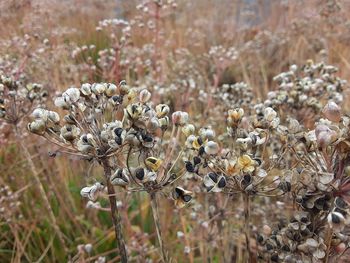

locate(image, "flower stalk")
(150, 192), (169, 263)
(102, 161), (128, 263)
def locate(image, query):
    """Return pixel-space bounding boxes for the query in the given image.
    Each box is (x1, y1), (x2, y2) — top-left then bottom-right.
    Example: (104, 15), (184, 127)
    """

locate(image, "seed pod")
(204, 141), (219, 155)
(323, 101), (341, 122)
(91, 83), (106, 94)
(80, 83), (92, 96)
(28, 119), (46, 135)
(172, 111), (189, 126)
(60, 124), (80, 141)
(203, 172), (226, 192)
(110, 169), (129, 186)
(182, 124), (195, 137)
(105, 83), (117, 97)
(159, 116), (169, 129)
(135, 168), (145, 181)
(139, 89), (151, 103)
(185, 161), (195, 173)
(145, 157), (162, 172)
(172, 187), (193, 208)
(32, 108), (48, 120)
(48, 111), (60, 123)
(155, 104), (170, 118)
(125, 103), (142, 120)
(327, 211), (345, 232)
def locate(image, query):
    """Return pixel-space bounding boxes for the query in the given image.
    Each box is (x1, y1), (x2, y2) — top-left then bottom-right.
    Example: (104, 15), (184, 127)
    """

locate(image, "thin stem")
(102, 161), (128, 263)
(243, 193), (252, 263)
(150, 192), (169, 263)
(324, 225), (333, 263)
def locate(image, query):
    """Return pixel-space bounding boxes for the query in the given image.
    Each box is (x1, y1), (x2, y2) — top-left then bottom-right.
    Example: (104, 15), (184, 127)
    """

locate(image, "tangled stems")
(14, 128), (68, 252)
(102, 160), (128, 263)
(150, 192), (169, 263)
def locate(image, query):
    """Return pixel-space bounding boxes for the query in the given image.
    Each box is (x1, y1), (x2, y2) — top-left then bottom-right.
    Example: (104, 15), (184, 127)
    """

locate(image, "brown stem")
(150, 192), (169, 262)
(15, 130), (67, 252)
(102, 161), (128, 263)
(324, 226), (333, 263)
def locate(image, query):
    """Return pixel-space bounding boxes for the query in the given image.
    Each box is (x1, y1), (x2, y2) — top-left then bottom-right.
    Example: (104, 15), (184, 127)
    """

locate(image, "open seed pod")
(172, 186), (193, 208)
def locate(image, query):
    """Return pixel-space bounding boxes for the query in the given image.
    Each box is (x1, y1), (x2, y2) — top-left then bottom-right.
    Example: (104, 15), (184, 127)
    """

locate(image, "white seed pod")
(91, 83), (106, 94)
(60, 125), (80, 141)
(327, 211), (345, 232)
(172, 111), (189, 126)
(315, 124), (337, 149)
(322, 101), (341, 122)
(28, 119), (46, 135)
(236, 137), (252, 151)
(125, 131), (141, 147)
(139, 89), (151, 103)
(147, 117), (160, 131)
(80, 182), (104, 201)
(110, 169), (130, 186)
(158, 116), (169, 129)
(48, 111), (60, 123)
(54, 96), (69, 108)
(63, 87), (80, 103)
(199, 127), (215, 140)
(84, 244), (93, 254)
(105, 83), (118, 97)
(204, 141), (219, 155)
(185, 134), (196, 148)
(263, 107), (277, 122)
(125, 104), (142, 120)
(80, 83), (92, 96)
(182, 124), (195, 137)
(32, 108), (48, 121)
(155, 104), (170, 118)
(77, 134), (96, 153)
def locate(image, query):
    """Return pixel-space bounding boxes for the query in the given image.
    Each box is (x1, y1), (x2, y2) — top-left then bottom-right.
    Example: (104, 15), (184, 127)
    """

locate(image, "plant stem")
(103, 162), (128, 263)
(150, 192), (169, 263)
(243, 193), (252, 263)
(15, 130), (68, 252)
(324, 225), (333, 263)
